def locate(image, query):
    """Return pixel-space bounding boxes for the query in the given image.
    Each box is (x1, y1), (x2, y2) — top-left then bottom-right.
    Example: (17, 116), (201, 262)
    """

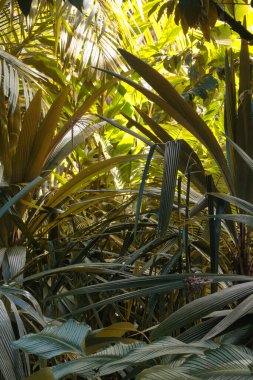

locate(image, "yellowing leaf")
(95, 322), (137, 338)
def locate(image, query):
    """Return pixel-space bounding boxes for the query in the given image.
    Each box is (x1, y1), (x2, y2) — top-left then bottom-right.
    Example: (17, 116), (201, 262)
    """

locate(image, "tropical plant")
(1, 1), (253, 379)
(12, 317), (253, 379)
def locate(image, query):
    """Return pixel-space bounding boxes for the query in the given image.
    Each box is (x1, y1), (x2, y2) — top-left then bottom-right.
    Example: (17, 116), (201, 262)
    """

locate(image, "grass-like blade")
(158, 140), (181, 237)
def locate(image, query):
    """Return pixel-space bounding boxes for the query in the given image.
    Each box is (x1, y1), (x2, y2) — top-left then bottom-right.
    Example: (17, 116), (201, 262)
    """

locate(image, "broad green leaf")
(2, 246), (26, 281)
(183, 345), (253, 379)
(203, 293), (253, 340)
(0, 285), (44, 325)
(138, 345), (253, 379)
(52, 343), (142, 379)
(98, 337), (206, 376)
(52, 357), (109, 380)
(178, 317), (222, 343)
(150, 281), (253, 341)
(13, 319), (90, 359)
(2, 292), (45, 327)
(137, 366), (199, 380)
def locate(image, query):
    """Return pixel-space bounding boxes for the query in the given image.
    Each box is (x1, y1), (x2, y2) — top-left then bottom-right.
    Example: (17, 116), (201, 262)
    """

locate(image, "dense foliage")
(1, 0), (253, 379)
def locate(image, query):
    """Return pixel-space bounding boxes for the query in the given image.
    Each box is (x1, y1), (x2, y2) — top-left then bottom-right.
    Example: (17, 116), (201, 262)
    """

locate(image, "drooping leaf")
(183, 344), (253, 379)
(13, 319), (90, 359)
(44, 118), (106, 171)
(52, 343), (142, 380)
(150, 281), (253, 340)
(0, 176), (43, 219)
(115, 49), (233, 191)
(2, 246), (26, 282)
(209, 192), (253, 215)
(29, 154), (146, 233)
(203, 293), (253, 340)
(226, 137), (253, 172)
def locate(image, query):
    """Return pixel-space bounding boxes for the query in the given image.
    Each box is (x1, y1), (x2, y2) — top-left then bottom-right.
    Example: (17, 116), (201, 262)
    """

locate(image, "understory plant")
(1, 1), (253, 380)
(8, 42), (253, 379)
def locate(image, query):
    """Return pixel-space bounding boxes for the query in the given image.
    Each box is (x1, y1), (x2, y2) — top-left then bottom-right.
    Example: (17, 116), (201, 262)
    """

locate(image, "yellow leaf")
(95, 322), (137, 338)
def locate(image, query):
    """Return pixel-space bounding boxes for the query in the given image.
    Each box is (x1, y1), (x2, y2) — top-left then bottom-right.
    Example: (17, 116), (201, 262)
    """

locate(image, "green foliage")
(12, 319), (253, 379)
(1, 1), (253, 379)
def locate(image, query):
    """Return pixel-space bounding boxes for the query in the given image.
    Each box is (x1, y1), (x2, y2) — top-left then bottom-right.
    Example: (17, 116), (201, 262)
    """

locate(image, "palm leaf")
(226, 137), (253, 172)
(116, 49), (232, 191)
(98, 337), (206, 377)
(27, 86), (70, 180)
(29, 154), (146, 234)
(134, 107), (207, 193)
(182, 345), (253, 379)
(158, 140), (181, 237)
(214, 214), (253, 227)
(0, 176), (43, 219)
(209, 192), (253, 214)
(137, 366), (199, 380)
(203, 293), (253, 340)
(13, 319), (90, 359)
(1, 246), (26, 282)
(44, 117), (106, 171)
(51, 77), (120, 149)
(0, 299), (25, 380)
(150, 281), (253, 341)
(11, 90), (42, 182)
(52, 343), (142, 380)
(134, 144), (157, 238)
(0, 49), (46, 111)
